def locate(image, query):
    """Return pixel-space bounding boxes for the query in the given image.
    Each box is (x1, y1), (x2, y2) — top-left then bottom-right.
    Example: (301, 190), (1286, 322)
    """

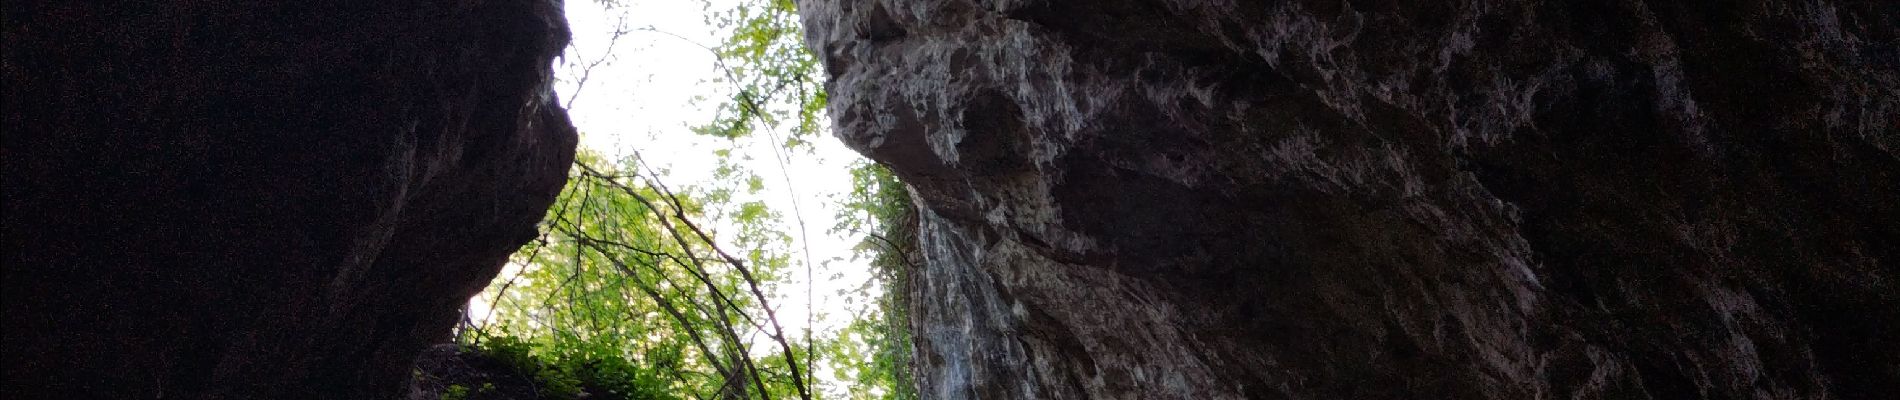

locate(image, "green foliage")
(468, 151), (810, 400)
(698, 0), (826, 147)
(824, 162), (918, 400)
(460, 0), (918, 398)
(442, 384), (469, 400)
(464, 331), (680, 400)
(697, 0), (924, 398)
(438, 383), (496, 400)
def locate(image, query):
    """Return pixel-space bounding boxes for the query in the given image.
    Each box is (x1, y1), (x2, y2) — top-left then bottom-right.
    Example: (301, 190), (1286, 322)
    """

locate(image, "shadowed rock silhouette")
(3, 1), (578, 398)
(800, 0), (1899, 398)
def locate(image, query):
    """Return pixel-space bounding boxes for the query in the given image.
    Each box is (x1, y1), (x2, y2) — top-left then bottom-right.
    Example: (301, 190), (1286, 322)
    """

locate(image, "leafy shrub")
(465, 333), (679, 400)
(442, 384), (469, 400)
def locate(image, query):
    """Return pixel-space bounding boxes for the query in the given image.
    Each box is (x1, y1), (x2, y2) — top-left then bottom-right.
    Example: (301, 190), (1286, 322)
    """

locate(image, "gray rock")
(800, 0), (1899, 398)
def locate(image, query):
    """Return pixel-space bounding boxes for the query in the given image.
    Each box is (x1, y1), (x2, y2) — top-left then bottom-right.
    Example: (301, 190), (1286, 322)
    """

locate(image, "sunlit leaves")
(696, 0), (826, 148)
(820, 162), (918, 400)
(469, 150), (811, 399)
(462, 0), (916, 398)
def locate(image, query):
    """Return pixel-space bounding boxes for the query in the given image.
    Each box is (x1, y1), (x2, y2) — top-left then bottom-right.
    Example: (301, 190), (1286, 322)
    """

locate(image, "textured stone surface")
(2, 1), (576, 398)
(800, 0), (1899, 398)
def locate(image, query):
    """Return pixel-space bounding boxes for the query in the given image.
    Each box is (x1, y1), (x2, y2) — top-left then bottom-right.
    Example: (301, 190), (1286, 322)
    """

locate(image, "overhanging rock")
(799, 0), (1899, 398)
(3, 1), (578, 398)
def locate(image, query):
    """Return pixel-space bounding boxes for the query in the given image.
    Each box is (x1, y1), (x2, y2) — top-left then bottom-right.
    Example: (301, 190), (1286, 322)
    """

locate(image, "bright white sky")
(468, 0), (883, 393)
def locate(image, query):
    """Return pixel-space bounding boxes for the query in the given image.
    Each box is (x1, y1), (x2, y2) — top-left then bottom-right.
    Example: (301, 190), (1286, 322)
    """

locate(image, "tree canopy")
(438, 1), (918, 399)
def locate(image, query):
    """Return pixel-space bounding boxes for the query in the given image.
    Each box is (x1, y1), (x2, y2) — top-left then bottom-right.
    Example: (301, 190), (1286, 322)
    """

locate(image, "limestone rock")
(800, 0), (1899, 398)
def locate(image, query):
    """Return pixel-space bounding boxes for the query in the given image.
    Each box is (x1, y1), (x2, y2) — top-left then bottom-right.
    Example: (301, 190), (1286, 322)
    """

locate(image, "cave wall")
(799, 0), (1899, 398)
(2, 1), (577, 398)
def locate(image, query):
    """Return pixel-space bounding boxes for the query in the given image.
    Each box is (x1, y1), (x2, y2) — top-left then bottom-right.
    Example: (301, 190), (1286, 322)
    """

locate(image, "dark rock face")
(3, 1), (576, 398)
(407, 344), (541, 400)
(800, 0), (1898, 398)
